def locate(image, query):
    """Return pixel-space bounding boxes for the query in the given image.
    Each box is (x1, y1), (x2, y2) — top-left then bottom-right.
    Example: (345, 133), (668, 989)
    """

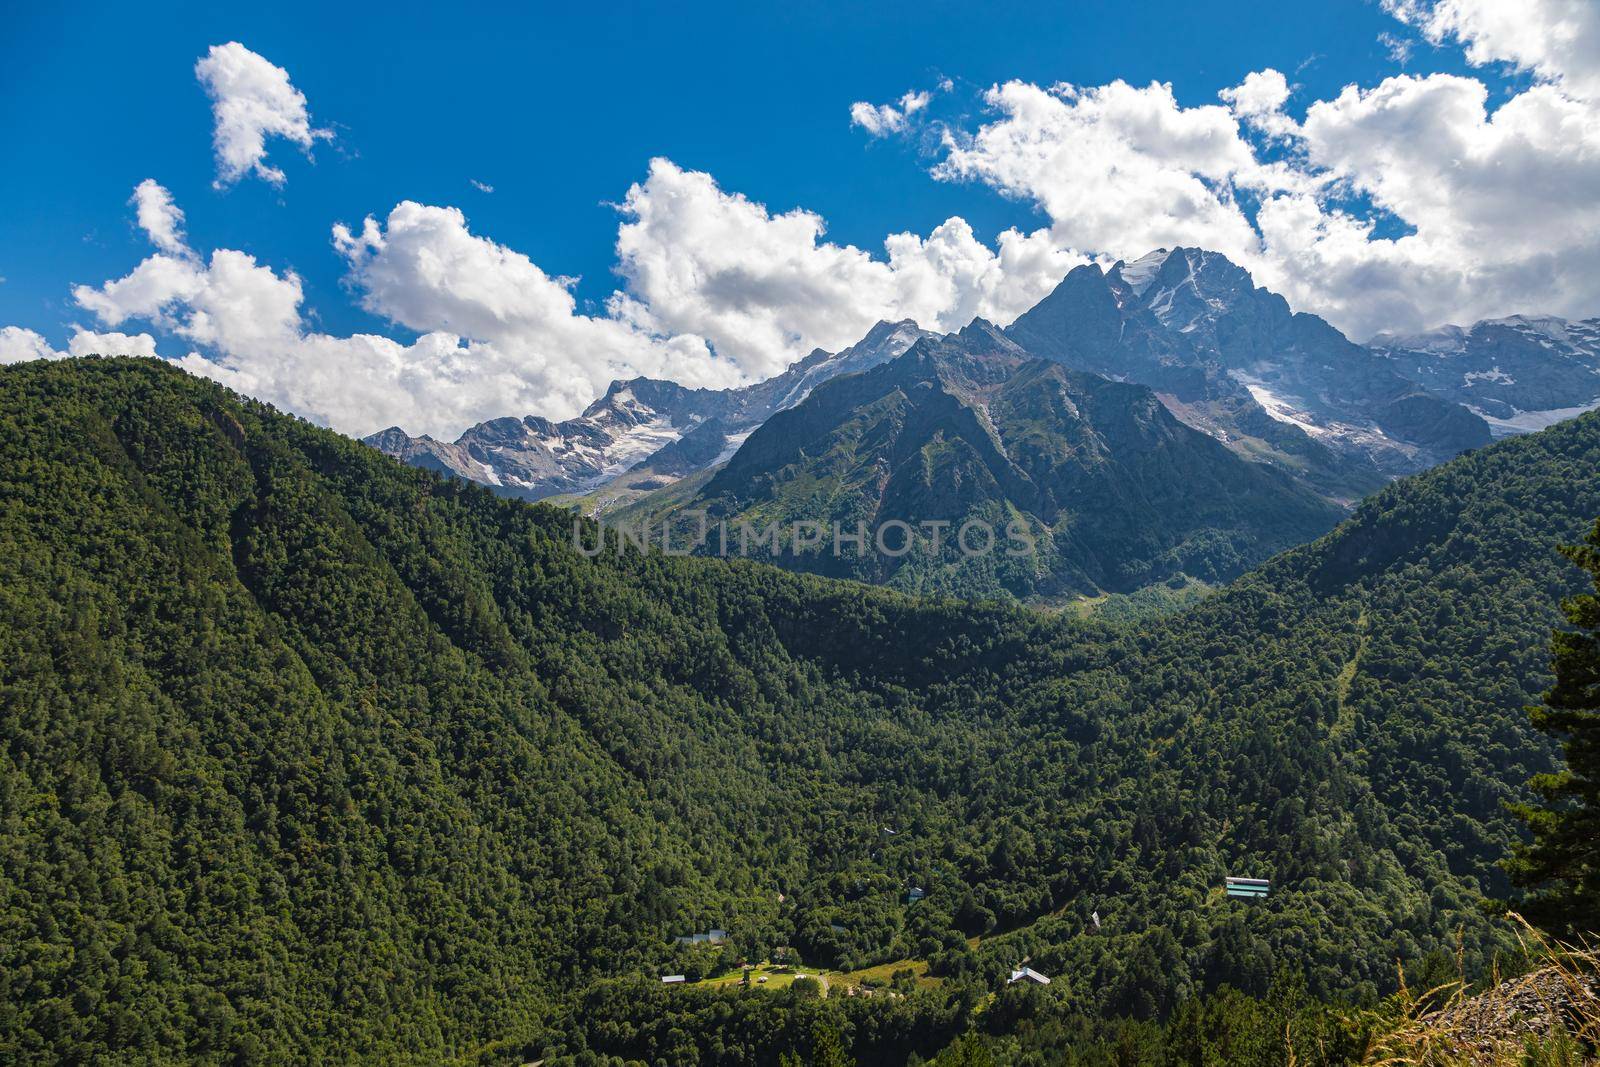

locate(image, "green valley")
(2, 357), (1598, 1063)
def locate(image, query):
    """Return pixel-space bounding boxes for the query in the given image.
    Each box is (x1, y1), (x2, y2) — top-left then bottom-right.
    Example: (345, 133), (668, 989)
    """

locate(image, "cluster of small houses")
(661, 876), (1270, 987)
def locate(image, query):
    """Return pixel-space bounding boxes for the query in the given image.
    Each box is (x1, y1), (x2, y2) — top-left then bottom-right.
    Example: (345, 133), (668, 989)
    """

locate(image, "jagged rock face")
(1370, 315), (1600, 433)
(1008, 247), (1492, 483)
(620, 322), (1346, 601)
(364, 318), (929, 500)
(733, 319), (932, 418)
(371, 248), (1600, 515)
(362, 386), (685, 500)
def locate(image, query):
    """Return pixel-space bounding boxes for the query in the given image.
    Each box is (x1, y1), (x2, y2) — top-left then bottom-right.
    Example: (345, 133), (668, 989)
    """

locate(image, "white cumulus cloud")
(0, 325), (164, 364)
(195, 42), (329, 187)
(919, 38), (1600, 339)
(332, 199), (730, 412)
(850, 89), (934, 136)
(1386, 0), (1600, 100)
(72, 250), (206, 328)
(1219, 68), (1300, 138)
(52, 167), (1085, 438)
(1261, 73), (1600, 335)
(131, 179), (189, 255)
(933, 79), (1269, 264)
(67, 329), (165, 358)
(608, 158), (1081, 379)
(60, 183), (725, 437)
(0, 327), (63, 364)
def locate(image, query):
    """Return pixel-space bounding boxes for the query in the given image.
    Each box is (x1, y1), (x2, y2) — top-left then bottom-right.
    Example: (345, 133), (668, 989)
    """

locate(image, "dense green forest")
(1, 358), (1597, 1064)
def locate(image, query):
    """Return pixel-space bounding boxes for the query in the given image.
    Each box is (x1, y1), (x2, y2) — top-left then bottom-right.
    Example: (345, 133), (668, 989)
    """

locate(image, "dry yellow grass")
(1363, 917), (1599, 1067)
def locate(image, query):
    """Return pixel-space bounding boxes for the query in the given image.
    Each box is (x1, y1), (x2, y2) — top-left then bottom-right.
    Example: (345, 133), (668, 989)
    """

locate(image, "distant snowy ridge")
(365, 317), (927, 500)
(371, 248), (1596, 504)
(1369, 314), (1600, 427)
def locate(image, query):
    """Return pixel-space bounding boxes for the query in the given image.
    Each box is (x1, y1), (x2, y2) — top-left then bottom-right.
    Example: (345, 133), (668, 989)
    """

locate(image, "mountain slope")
(1369, 314), (1600, 433)
(618, 322), (1347, 601)
(364, 319), (929, 502)
(369, 252), (1600, 530)
(1007, 248), (1493, 487)
(2, 357), (1597, 1063)
(363, 377), (726, 500)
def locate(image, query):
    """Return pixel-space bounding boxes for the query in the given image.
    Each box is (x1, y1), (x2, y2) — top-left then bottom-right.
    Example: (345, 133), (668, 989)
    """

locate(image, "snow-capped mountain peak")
(366, 317), (933, 501)
(372, 248), (1593, 506)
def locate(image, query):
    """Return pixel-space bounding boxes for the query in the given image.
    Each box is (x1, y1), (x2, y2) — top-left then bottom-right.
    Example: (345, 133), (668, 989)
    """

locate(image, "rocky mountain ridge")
(1369, 314), (1600, 434)
(368, 249), (1597, 510)
(365, 319), (928, 501)
(613, 319), (1347, 601)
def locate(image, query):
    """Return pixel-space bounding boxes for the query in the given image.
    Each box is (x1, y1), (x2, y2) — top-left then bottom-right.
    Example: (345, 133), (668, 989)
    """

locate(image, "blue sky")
(2, 0), (1595, 437)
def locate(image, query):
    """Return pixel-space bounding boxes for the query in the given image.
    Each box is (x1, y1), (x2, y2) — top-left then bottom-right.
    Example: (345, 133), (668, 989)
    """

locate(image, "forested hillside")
(617, 324), (1344, 603)
(2, 358), (1596, 1064)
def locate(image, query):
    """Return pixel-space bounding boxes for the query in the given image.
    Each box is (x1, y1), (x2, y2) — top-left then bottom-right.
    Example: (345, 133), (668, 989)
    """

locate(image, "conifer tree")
(1511, 517), (1600, 934)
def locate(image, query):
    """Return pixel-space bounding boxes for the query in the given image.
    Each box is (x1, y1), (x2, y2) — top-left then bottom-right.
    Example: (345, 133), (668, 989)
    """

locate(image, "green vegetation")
(1511, 516), (1600, 936)
(616, 329), (1345, 603)
(1057, 573), (1215, 622)
(1, 358), (1598, 1064)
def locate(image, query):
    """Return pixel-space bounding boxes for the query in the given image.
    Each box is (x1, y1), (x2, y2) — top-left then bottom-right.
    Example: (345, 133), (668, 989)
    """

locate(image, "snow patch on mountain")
(1471, 398), (1600, 436)
(598, 416), (683, 479)
(1231, 372), (1332, 440)
(1483, 314), (1580, 346)
(713, 429), (755, 466)
(1116, 248), (1172, 296)
(473, 459), (503, 487)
